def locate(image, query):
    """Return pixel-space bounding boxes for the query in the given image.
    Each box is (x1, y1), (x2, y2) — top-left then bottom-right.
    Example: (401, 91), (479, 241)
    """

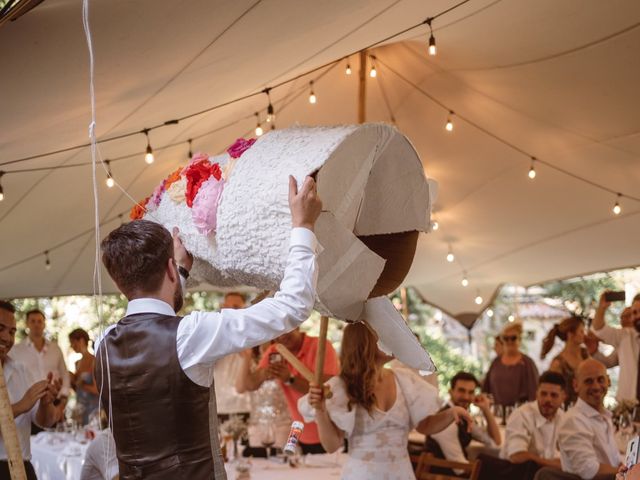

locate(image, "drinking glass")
(259, 420), (276, 465)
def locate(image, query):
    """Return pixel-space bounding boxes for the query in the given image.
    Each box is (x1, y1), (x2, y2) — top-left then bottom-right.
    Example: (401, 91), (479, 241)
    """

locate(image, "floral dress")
(299, 368), (440, 480)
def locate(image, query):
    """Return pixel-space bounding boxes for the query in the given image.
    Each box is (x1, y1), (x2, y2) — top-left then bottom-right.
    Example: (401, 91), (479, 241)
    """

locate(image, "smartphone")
(625, 435), (639, 469)
(605, 291), (626, 302)
(269, 352), (283, 364)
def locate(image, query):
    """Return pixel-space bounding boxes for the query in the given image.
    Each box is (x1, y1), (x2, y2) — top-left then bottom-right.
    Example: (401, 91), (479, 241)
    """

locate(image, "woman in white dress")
(298, 322), (472, 480)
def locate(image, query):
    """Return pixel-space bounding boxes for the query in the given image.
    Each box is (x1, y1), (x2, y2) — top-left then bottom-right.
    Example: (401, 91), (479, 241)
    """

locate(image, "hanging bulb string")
(374, 56), (640, 204)
(1, 1), (475, 169)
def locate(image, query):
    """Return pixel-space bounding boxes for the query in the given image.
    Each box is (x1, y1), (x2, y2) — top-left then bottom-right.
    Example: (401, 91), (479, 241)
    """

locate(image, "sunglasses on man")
(501, 335), (519, 342)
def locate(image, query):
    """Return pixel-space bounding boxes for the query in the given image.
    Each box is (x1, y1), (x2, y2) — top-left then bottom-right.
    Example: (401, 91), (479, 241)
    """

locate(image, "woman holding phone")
(298, 322), (472, 480)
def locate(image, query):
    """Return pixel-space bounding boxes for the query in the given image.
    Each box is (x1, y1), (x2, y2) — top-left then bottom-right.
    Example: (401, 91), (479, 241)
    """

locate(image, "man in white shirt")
(500, 371), (565, 470)
(557, 359), (620, 479)
(0, 300), (61, 480)
(592, 291), (640, 402)
(426, 371), (501, 464)
(95, 175), (321, 479)
(212, 292), (252, 420)
(80, 428), (118, 480)
(11, 309), (71, 408)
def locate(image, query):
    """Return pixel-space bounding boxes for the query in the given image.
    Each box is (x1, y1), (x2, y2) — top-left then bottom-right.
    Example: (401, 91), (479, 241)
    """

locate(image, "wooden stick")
(0, 361), (27, 480)
(275, 343), (332, 399)
(314, 316), (329, 385)
(358, 51), (367, 123)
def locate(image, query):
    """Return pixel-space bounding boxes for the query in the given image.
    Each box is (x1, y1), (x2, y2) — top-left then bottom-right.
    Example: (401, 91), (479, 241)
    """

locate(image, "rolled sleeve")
(501, 410), (530, 459)
(559, 415), (599, 479)
(593, 325), (624, 347)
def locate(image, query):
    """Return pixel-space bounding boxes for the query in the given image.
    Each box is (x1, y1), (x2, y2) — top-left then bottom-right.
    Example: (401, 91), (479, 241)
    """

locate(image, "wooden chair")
(415, 452), (482, 480)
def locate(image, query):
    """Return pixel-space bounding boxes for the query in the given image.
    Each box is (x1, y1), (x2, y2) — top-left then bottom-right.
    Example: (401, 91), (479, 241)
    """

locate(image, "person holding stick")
(0, 300), (61, 480)
(298, 322), (472, 480)
(95, 175), (321, 479)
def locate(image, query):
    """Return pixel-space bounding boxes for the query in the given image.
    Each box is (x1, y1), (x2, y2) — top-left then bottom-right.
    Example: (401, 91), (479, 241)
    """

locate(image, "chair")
(415, 452), (482, 480)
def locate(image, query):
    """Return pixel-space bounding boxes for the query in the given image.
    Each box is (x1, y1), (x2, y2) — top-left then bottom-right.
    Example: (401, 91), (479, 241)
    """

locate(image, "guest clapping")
(483, 323), (538, 407)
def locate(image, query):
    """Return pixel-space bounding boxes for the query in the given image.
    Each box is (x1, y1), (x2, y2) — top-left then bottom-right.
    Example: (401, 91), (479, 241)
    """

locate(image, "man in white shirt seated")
(556, 359), (620, 479)
(425, 371), (501, 464)
(500, 371), (565, 472)
(11, 308), (71, 415)
(592, 291), (640, 402)
(0, 300), (61, 480)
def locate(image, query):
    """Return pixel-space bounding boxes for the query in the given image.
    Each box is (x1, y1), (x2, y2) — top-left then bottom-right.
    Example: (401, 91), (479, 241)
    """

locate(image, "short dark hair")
(25, 309), (45, 320)
(101, 220), (173, 298)
(69, 328), (90, 344)
(0, 301), (15, 314)
(450, 371), (480, 390)
(538, 370), (566, 390)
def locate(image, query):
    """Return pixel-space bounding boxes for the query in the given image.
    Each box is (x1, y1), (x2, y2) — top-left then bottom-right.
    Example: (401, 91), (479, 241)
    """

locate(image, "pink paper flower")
(226, 138), (256, 159)
(185, 159), (222, 208)
(191, 176), (225, 235)
(147, 182), (165, 212)
(188, 152), (209, 166)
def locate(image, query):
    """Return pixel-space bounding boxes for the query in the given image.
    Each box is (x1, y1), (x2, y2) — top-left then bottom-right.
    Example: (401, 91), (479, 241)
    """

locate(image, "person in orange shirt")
(238, 327), (339, 453)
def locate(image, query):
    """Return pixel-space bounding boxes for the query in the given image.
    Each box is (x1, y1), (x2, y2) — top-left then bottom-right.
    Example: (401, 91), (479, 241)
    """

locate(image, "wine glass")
(259, 420), (276, 465)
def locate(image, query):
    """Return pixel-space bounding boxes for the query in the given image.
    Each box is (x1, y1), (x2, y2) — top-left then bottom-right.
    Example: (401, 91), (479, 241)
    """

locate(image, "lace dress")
(299, 368), (440, 480)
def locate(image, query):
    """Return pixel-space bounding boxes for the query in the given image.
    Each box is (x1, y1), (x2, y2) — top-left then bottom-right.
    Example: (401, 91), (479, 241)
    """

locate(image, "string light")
(431, 220), (439, 231)
(0, 171), (4, 202)
(143, 129), (154, 164)
(445, 111), (454, 132)
(369, 56), (377, 78)
(118, 214), (125, 226)
(461, 274), (469, 287)
(446, 246), (455, 263)
(187, 139), (193, 159)
(528, 157), (537, 179)
(254, 113), (263, 137)
(308, 81), (317, 104)
(475, 291), (483, 305)
(613, 194), (622, 215)
(508, 314), (515, 322)
(44, 251), (51, 271)
(345, 61), (352, 75)
(265, 89), (275, 124)
(105, 160), (115, 188)
(486, 308), (494, 318)
(426, 18), (436, 56)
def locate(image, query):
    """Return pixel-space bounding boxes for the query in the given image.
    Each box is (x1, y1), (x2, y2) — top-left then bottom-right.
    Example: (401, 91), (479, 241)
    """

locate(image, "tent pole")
(0, 362), (27, 480)
(358, 50), (367, 123)
(314, 316), (329, 386)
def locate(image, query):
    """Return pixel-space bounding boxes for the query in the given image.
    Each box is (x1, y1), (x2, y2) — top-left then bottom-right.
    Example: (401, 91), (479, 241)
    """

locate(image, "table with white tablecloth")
(31, 432), (87, 480)
(226, 452), (345, 479)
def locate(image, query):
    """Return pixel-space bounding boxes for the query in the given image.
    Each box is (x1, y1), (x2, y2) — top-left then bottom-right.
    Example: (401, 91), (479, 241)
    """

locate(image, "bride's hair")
(540, 316), (584, 359)
(339, 322), (380, 414)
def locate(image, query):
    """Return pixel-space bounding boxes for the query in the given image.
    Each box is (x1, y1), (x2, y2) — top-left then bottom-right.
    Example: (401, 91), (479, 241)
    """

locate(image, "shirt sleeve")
(558, 413), (600, 479)
(394, 368), (441, 429)
(500, 408), (530, 459)
(54, 343), (71, 397)
(177, 228), (318, 383)
(298, 376), (355, 436)
(430, 423), (469, 465)
(470, 423), (496, 447)
(593, 325), (625, 347)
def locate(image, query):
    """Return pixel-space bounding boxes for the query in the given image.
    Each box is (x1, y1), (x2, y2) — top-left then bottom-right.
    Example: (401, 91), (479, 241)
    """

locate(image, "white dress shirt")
(0, 356), (41, 460)
(593, 325), (638, 401)
(11, 338), (70, 397)
(213, 353), (251, 414)
(80, 429), (118, 480)
(558, 398), (620, 479)
(98, 227), (318, 388)
(500, 401), (563, 461)
(429, 402), (496, 464)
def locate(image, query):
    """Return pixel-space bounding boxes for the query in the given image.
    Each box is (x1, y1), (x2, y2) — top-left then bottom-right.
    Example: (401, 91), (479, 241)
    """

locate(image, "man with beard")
(95, 175), (321, 479)
(499, 371), (566, 469)
(593, 291), (640, 402)
(555, 359), (620, 479)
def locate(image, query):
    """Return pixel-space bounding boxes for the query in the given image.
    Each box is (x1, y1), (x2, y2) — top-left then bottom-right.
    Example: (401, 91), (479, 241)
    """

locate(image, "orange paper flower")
(130, 196), (150, 220)
(163, 167), (183, 191)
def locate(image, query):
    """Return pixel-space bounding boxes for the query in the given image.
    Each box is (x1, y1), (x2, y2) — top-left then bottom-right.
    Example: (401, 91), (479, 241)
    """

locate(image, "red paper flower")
(130, 196), (150, 220)
(185, 160), (222, 208)
(227, 138), (256, 159)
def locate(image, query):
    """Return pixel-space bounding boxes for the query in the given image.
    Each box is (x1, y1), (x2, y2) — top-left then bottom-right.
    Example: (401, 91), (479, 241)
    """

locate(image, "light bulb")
(346, 64), (352, 75)
(106, 177), (115, 188)
(145, 149), (154, 165)
(369, 66), (377, 78)
(255, 125), (263, 136)
(508, 314), (515, 322)
(44, 251), (51, 271)
(487, 309), (494, 318)
(528, 166), (536, 179)
(613, 196), (622, 215)
(446, 252), (454, 263)
(461, 277), (469, 287)
(431, 220), (439, 231)
(309, 92), (316, 104)
(0, 173), (4, 201)
(445, 118), (453, 132)
(475, 295), (483, 305)
(428, 34), (437, 56)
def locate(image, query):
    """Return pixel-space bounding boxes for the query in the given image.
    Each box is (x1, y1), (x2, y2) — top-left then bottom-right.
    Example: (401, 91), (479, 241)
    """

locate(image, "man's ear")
(167, 258), (179, 283)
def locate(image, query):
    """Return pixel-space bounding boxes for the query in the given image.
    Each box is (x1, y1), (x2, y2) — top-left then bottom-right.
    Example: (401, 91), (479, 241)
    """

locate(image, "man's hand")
(288, 175), (322, 231)
(449, 406), (473, 432)
(267, 362), (291, 383)
(15, 380), (48, 416)
(172, 227), (193, 271)
(473, 394), (492, 413)
(308, 383), (326, 412)
(598, 291), (612, 312)
(42, 373), (62, 406)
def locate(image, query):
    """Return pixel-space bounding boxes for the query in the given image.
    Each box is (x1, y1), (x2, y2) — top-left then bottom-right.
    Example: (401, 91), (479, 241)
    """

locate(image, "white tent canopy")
(1, 0), (639, 318)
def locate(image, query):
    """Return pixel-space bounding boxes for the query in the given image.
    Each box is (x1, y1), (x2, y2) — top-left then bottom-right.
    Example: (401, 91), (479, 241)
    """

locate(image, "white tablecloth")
(31, 432), (87, 480)
(226, 453), (345, 479)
